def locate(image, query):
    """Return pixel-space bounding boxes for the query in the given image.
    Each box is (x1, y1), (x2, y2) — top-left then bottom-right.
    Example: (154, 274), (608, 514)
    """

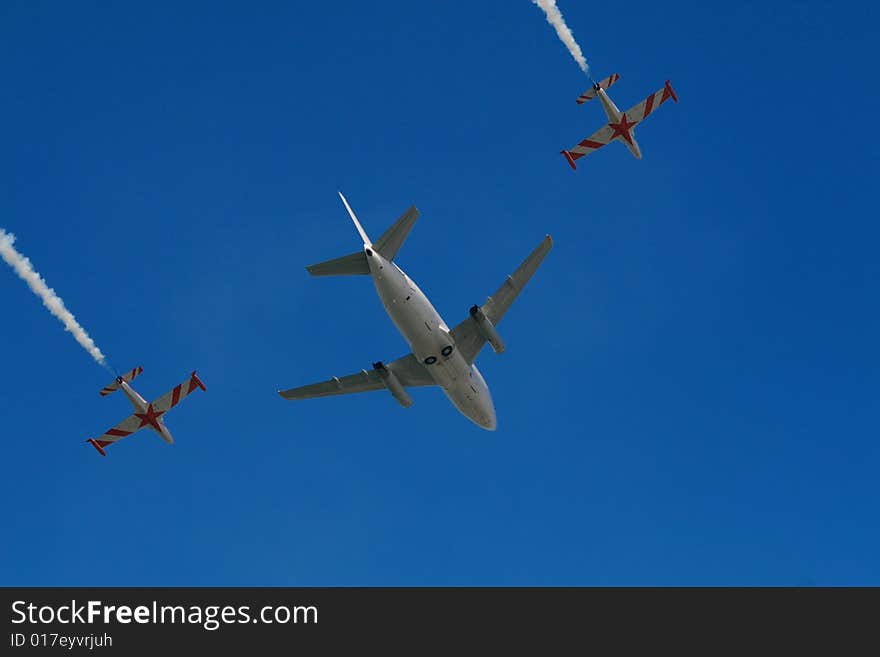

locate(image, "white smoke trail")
(1, 227), (110, 369)
(532, 0), (590, 76)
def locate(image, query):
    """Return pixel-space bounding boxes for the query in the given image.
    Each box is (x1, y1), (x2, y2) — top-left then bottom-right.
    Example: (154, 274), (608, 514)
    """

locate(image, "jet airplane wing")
(450, 235), (553, 365)
(278, 353), (434, 400)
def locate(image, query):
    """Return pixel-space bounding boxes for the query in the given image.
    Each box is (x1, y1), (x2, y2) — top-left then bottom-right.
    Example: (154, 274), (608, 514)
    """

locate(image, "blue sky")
(1, 0), (877, 585)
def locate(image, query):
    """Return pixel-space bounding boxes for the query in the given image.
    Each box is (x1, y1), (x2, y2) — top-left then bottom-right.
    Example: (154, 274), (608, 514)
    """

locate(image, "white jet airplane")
(277, 193), (552, 430)
(561, 73), (679, 169)
(86, 367), (207, 456)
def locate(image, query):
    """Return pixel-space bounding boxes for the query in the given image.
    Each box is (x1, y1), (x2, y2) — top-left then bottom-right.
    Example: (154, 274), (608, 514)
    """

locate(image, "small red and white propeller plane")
(561, 73), (678, 169)
(86, 367), (206, 456)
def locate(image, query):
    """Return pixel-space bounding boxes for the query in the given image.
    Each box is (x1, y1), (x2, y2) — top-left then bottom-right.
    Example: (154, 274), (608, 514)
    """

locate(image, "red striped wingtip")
(561, 150), (578, 170)
(665, 80), (678, 103)
(191, 371), (207, 392)
(87, 439), (107, 457)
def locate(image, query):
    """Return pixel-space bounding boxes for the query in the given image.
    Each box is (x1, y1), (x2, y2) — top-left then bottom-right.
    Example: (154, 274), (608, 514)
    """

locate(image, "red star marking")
(608, 113), (637, 145)
(135, 404), (165, 431)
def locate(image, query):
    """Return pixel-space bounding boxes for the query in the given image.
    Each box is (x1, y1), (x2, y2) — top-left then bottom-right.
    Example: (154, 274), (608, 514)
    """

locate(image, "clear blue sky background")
(1, 1), (877, 585)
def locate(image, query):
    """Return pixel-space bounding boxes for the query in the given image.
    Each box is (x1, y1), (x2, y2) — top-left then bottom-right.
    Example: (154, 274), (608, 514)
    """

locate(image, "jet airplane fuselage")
(365, 246), (496, 430)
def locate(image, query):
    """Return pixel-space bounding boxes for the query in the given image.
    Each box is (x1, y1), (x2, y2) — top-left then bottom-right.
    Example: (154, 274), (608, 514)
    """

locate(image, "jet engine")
(372, 361), (413, 408)
(469, 305), (506, 353)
